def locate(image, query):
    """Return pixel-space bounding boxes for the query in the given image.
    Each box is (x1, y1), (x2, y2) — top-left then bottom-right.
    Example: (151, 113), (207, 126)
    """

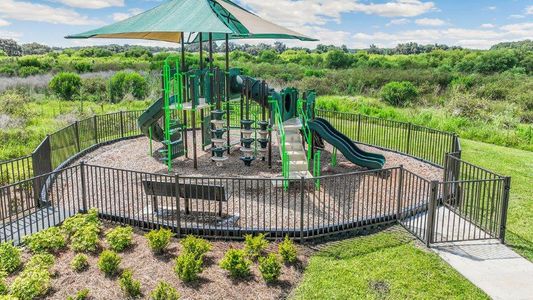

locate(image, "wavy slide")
(308, 118), (386, 170)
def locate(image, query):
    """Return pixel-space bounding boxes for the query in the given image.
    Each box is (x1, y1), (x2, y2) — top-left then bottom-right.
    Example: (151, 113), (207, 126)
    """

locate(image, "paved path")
(432, 239), (533, 300)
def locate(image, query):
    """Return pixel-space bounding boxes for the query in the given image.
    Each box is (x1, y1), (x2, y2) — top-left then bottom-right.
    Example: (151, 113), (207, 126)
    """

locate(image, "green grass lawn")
(460, 139), (533, 260)
(292, 230), (488, 300)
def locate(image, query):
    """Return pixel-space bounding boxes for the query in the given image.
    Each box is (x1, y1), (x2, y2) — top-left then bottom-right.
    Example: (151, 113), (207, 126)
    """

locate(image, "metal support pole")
(80, 161), (87, 213)
(426, 181), (439, 247)
(175, 174), (181, 238)
(74, 120), (80, 152)
(225, 34), (231, 154)
(396, 165), (404, 221)
(93, 115), (98, 144)
(500, 177), (511, 243)
(120, 110), (125, 137)
(406, 122), (412, 154)
(300, 176), (305, 242)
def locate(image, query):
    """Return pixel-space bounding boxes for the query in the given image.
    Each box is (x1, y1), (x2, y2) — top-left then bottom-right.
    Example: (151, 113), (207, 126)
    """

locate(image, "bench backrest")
(142, 180), (227, 202)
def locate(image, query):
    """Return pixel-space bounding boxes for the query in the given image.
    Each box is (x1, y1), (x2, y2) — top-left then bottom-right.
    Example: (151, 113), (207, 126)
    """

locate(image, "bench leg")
(185, 197), (190, 215)
(152, 196), (158, 213)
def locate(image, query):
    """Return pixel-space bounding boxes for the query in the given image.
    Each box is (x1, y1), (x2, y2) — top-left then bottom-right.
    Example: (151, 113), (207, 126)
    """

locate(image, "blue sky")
(0, 0), (531, 49)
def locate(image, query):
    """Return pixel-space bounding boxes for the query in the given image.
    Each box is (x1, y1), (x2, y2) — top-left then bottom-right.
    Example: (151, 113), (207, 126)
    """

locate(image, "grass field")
(291, 229), (488, 300)
(460, 139), (533, 260)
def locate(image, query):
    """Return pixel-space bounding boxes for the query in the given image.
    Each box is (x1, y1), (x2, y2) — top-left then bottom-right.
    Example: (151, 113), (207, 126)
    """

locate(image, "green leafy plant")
(25, 253), (55, 271)
(0, 295), (19, 300)
(119, 269), (141, 298)
(97, 250), (121, 276)
(61, 209), (101, 238)
(23, 227), (66, 253)
(219, 248), (251, 278)
(71, 224), (100, 253)
(145, 228), (173, 254)
(180, 235), (211, 259)
(105, 226), (133, 252)
(150, 281), (180, 300)
(70, 254), (89, 272)
(49, 72), (82, 100)
(278, 235), (298, 263)
(380, 81), (418, 106)
(66, 288), (90, 300)
(244, 233), (269, 259)
(0, 271), (7, 295)
(10, 267), (51, 300)
(258, 254), (282, 283)
(174, 251), (203, 282)
(109, 71), (147, 102)
(0, 242), (21, 274)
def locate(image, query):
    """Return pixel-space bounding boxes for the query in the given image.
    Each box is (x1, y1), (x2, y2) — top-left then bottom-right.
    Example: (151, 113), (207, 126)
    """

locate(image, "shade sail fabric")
(66, 0), (316, 43)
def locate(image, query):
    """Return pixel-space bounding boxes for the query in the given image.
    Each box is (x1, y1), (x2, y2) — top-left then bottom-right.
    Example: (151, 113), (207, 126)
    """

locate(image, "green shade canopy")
(66, 0), (317, 43)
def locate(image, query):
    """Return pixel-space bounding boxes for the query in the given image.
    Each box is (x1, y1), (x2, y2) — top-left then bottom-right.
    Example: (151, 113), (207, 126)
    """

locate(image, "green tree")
(49, 72), (82, 100)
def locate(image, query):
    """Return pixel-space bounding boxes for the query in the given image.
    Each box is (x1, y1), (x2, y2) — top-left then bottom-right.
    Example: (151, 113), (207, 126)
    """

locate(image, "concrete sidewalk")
(432, 239), (533, 300)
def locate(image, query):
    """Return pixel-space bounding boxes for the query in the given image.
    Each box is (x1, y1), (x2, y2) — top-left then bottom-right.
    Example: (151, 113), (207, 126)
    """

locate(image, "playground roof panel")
(65, 0), (316, 43)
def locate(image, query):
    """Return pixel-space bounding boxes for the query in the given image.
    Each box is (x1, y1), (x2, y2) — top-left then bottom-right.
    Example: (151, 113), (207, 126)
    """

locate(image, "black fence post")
(426, 181), (438, 247)
(357, 113), (361, 141)
(74, 120), (81, 153)
(499, 177), (511, 243)
(396, 165), (404, 221)
(300, 176), (305, 242)
(406, 122), (412, 155)
(93, 115), (99, 144)
(120, 111), (125, 138)
(175, 174), (181, 238)
(80, 161), (87, 213)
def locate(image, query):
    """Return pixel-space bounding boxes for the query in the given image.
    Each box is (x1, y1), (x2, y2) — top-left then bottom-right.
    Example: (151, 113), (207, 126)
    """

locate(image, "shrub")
(109, 71), (147, 102)
(145, 228), (173, 254)
(25, 253), (55, 271)
(174, 251), (203, 282)
(150, 281), (180, 300)
(97, 250), (121, 276)
(180, 235), (211, 259)
(66, 288), (90, 300)
(219, 248), (251, 278)
(0, 66), (15, 77)
(71, 224), (100, 253)
(0, 271), (7, 295)
(0, 242), (21, 274)
(73, 61), (92, 73)
(0, 295), (18, 300)
(105, 226), (133, 252)
(62, 208), (101, 237)
(278, 236), (298, 263)
(10, 268), (51, 300)
(244, 233), (269, 259)
(81, 77), (108, 102)
(119, 269), (141, 298)
(18, 66), (41, 77)
(380, 81), (418, 106)
(258, 254), (282, 283)
(49, 72), (82, 100)
(70, 253), (89, 272)
(23, 227), (66, 253)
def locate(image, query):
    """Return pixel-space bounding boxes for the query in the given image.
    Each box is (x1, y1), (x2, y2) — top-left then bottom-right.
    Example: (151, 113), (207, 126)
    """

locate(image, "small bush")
(219, 248), (251, 278)
(49, 72), (82, 100)
(380, 81), (418, 107)
(10, 268), (51, 300)
(0, 242), (21, 274)
(0, 295), (18, 300)
(66, 288), (90, 300)
(105, 226), (133, 252)
(109, 71), (147, 102)
(73, 61), (93, 73)
(150, 281), (180, 300)
(71, 224), (100, 253)
(97, 250), (121, 276)
(23, 227), (66, 253)
(70, 254), (89, 272)
(62, 208), (101, 237)
(0, 271), (7, 295)
(278, 236), (298, 263)
(145, 228), (173, 254)
(180, 235), (211, 259)
(18, 66), (41, 77)
(174, 251), (203, 282)
(25, 253), (55, 271)
(258, 254), (282, 283)
(81, 77), (108, 102)
(244, 233), (269, 259)
(119, 269), (141, 298)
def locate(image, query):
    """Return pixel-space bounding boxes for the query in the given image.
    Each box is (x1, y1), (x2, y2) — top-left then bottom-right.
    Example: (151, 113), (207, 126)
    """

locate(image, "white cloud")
(0, 30), (22, 40)
(351, 22), (533, 49)
(480, 23), (495, 29)
(52, 0), (124, 9)
(0, 19), (11, 27)
(415, 18), (445, 26)
(526, 6), (533, 15)
(487, 6), (496, 11)
(350, 0), (436, 17)
(112, 8), (144, 22)
(509, 14), (525, 19)
(387, 18), (410, 26)
(0, 0), (102, 25)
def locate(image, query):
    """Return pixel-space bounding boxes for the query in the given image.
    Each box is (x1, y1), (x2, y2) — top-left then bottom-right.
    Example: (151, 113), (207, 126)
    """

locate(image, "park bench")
(141, 180), (228, 217)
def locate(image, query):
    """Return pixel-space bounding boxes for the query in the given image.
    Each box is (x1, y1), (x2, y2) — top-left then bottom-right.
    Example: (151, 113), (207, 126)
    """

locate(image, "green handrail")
(269, 97), (289, 189)
(313, 150), (321, 189)
(297, 98), (312, 167)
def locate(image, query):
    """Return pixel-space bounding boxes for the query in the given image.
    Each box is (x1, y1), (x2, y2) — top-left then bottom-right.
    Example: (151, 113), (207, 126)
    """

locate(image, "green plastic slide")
(138, 95), (178, 142)
(308, 118), (386, 170)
